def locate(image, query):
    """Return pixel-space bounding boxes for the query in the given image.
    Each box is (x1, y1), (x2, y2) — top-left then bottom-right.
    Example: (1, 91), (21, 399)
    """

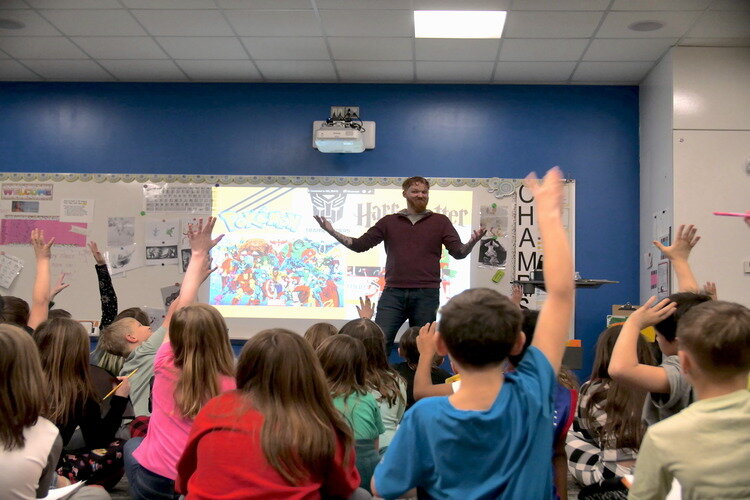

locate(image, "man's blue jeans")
(375, 287), (440, 357)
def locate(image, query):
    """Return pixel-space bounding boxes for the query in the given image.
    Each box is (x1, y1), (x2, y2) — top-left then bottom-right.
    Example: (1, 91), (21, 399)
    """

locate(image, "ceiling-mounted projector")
(313, 106), (375, 153)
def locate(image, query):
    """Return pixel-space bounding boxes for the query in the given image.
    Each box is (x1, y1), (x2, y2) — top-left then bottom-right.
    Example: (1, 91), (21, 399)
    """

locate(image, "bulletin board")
(0, 172), (574, 340)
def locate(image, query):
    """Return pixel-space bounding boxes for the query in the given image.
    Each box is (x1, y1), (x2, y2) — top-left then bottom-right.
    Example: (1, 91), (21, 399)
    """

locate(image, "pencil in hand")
(103, 368), (138, 400)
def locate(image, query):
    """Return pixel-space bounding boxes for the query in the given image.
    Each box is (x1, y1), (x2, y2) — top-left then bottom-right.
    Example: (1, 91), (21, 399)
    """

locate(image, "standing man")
(314, 176), (485, 356)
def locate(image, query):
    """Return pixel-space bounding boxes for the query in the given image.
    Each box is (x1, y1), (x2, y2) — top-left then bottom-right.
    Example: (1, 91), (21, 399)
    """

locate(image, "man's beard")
(411, 199), (428, 212)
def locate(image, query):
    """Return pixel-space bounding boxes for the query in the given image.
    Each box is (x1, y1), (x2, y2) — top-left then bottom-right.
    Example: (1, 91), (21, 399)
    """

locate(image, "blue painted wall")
(1, 82), (640, 379)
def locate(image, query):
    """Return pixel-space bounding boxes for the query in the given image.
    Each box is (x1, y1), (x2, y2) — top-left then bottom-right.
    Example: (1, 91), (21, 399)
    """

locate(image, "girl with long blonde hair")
(124, 218), (235, 500)
(176, 329), (360, 498)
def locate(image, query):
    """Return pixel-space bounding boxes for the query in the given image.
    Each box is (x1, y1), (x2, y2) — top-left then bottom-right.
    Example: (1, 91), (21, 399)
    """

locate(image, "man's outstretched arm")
(313, 215), (384, 252)
(314, 215), (354, 248)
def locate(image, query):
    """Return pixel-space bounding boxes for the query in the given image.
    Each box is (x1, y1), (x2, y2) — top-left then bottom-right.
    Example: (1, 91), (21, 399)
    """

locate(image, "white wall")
(640, 47), (750, 306)
(639, 51), (674, 300)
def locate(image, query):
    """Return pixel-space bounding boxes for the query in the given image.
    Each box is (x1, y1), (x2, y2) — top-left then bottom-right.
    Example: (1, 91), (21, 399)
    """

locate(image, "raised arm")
(609, 297), (676, 393)
(652, 224), (700, 293)
(314, 215), (355, 248)
(413, 322), (453, 400)
(527, 167), (574, 373)
(28, 229), (54, 330)
(314, 215), (384, 253)
(89, 241), (119, 329)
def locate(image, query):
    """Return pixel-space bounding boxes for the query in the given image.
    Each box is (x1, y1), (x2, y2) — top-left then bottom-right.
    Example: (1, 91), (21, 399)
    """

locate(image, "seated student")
(124, 218), (236, 500)
(372, 167), (574, 499)
(317, 335), (384, 493)
(566, 325), (655, 498)
(609, 224), (711, 426)
(0, 324), (62, 500)
(176, 329), (361, 499)
(393, 326), (451, 410)
(629, 301), (750, 499)
(303, 321), (338, 351)
(339, 318), (407, 455)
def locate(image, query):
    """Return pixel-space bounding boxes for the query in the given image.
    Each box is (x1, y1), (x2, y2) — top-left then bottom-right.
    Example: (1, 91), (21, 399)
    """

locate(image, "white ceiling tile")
(27, 0), (121, 7)
(680, 37), (750, 46)
(41, 9), (146, 36)
(227, 10), (322, 36)
(597, 11), (701, 38)
(512, 0), (610, 10)
(157, 37), (247, 59)
(414, 0), (511, 9)
(504, 11), (603, 38)
(0, 1), (31, 8)
(572, 61), (653, 81)
(176, 59), (261, 80)
(687, 11), (750, 38)
(611, 0), (710, 10)
(499, 38), (588, 61)
(0, 9), (60, 36)
(318, 0), (412, 9)
(494, 61), (576, 81)
(336, 60), (413, 81)
(416, 39), (500, 61)
(98, 59), (187, 80)
(328, 37), (412, 61)
(121, 0), (217, 8)
(241, 37), (328, 60)
(584, 38), (676, 61)
(320, 10), (413, 37)
(72, 36), (168, 59)
(21, 59), (115, 80)
(0, 60), (43, 80)
(216, 0), (311, 8)
(710, 0), (750, 10)
(0, 36), (88, 59)
(131, 10), (234, 36)
(254, 60), (336, 81)
(416, 61), (494, 81)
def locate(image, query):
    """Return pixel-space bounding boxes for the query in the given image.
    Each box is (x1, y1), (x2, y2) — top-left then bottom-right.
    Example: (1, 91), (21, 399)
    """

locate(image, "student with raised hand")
(652, 224), (701, 292)
(317, 335), (384, 493)
(371, 166), (574, 499)
(339, 318), (407, 455)
(176, 329), (361, 499)
(629, 301), (750, 499)
(124, 217), (235, 500)
(393, 326), (451, 410)
(27, 229), (53, 330)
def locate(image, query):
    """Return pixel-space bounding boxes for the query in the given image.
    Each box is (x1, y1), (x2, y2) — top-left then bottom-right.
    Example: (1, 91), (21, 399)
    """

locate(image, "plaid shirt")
(565, 380), (638, 486)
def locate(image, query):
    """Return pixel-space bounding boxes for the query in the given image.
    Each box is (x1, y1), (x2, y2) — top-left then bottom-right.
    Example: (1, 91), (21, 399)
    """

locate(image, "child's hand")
(416, 322), (438, 357)
(356, 296), (375, 319)
(187, 217), (224, 255)
(50, 273), (70, 299)
(510, 284), (523, 308)
(703, 281), (717, 301)
(200, 257), (218, 284)
(31, 228), (54, 260)
(88, 241), (106, 266)
(524, 166), (564, 219)
(628, 296), (676, 328)
(653, 224), (700, 262)
(113, 376), (131, 397)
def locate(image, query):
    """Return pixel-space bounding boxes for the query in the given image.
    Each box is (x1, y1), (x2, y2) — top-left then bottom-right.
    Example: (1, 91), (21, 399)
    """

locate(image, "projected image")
(210, 185), (473, 320)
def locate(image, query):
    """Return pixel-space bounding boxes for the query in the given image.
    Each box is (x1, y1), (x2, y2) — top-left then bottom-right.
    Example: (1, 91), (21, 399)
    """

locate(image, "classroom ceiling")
(0, 0), (748, 85)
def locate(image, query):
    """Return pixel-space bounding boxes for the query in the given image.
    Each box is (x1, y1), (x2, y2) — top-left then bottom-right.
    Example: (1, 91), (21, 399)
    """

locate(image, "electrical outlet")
(329, 106), (360, 121)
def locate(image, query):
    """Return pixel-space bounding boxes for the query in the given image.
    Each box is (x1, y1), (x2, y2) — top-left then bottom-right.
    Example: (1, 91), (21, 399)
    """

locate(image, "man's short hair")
(654, 292), (711, 342)
(98, 318), (138, 357)
(401, 176), (430, 191)
(678, 301), (750, 380)
(438, 288), (522, 369)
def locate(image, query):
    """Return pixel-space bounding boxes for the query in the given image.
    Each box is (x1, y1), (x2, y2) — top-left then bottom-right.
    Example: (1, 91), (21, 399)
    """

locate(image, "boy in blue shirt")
(371, 167), (574, 499)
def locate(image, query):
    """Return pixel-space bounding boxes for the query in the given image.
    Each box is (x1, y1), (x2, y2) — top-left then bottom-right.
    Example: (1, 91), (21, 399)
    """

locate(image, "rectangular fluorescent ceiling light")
(414, 10), (506, 39)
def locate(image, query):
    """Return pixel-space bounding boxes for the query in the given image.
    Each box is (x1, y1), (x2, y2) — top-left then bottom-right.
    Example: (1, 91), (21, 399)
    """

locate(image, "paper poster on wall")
(145, 218), (179, 266)
(0, 218), (87, 246)
(51, 246), (89, 277)
(143, 184), (212, 213)
(1, 183), (53, 200)
(657, 261), (670, 300)
(477, 203), (509, 268)
(161, 284), (180, 309)
(106, 243), (143, 276)
(60, 199), (94, 223)
(0, 253), (24, 289)
(107, 217), (135, 248)
(209, 185), (472, 320)
(11, 201), (40, 214)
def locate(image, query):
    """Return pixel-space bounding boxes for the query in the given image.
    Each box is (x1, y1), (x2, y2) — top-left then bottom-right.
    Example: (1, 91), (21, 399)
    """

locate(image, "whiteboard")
(0, 173), (574, 339)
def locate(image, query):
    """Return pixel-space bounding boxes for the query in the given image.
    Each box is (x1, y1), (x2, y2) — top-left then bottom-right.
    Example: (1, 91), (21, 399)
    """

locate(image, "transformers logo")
(309, 191), (348, 223)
